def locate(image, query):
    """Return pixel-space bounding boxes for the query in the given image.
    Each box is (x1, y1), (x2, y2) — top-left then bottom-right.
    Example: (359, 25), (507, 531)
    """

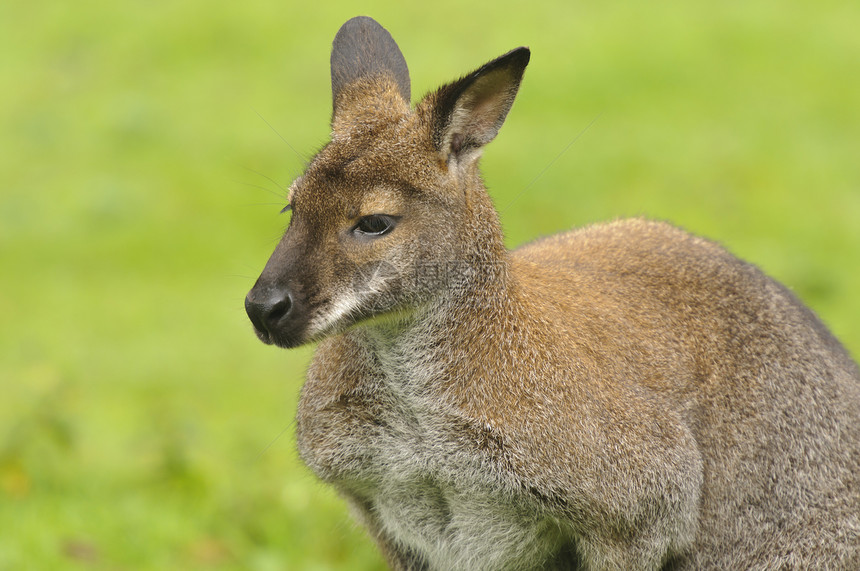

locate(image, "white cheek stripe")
(307, 291), (363, 338)
(307, 270), (396, 338)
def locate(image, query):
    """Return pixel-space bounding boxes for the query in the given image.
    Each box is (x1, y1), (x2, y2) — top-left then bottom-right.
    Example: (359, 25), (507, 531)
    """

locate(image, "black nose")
(245, 287), (293, 341)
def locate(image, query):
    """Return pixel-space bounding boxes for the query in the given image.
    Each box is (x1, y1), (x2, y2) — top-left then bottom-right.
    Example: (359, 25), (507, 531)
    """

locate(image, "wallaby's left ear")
(430, 47), (530, 164)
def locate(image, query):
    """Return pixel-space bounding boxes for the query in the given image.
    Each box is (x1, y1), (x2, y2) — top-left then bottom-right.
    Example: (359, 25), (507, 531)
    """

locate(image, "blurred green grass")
(1, 0), (858, 568)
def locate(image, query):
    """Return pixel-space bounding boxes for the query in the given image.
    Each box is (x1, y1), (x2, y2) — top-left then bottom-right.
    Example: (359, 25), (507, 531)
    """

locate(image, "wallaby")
(244, 16), (860, 570)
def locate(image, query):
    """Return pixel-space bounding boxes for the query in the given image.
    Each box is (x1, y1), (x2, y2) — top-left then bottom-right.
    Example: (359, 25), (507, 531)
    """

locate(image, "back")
(513, 218), (860, 569)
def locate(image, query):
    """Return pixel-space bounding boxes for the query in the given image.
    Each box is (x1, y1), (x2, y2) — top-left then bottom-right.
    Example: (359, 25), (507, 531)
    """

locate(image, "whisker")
(240, 202), (291, 210)
(233, 178), (288, 202)
(254, 109), (308, 165)
(253, 419), (297, 462)
(243, 167), (289, 195)
(500, 112), (602, 213)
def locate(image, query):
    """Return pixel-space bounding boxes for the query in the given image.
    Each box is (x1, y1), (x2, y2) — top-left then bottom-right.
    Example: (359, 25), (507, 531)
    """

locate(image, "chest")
(296, 363), (565, 570)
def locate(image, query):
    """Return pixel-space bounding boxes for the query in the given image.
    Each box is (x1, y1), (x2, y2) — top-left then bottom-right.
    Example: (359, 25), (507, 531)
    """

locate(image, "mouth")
(251, 324), (306, 349)
(251, 326), (274, 346)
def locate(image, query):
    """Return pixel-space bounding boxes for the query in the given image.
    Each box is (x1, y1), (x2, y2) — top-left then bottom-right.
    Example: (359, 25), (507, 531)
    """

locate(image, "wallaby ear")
(330, 17), (411, 121)
(431, 47), (530, 164)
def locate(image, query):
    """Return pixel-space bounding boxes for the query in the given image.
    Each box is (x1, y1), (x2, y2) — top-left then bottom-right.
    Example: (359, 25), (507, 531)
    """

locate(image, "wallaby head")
(245, 16), (860, 571)
(245, 15), (529, 348)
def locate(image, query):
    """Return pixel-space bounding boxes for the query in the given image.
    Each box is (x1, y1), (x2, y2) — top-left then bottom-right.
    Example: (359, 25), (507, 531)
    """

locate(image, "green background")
(1, 0), (858, 569)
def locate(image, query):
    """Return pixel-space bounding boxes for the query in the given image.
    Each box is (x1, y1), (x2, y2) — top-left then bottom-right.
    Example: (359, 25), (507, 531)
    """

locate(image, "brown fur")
(245, 16), (860, 570)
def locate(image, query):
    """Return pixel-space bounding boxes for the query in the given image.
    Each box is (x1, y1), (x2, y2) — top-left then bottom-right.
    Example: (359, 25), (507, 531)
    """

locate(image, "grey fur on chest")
(298, 349), (568, 570)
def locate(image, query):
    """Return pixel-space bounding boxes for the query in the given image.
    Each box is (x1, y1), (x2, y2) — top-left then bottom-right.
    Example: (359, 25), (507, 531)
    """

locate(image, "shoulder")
(510, 217), (745, 284)
(514, 218), (722, 260)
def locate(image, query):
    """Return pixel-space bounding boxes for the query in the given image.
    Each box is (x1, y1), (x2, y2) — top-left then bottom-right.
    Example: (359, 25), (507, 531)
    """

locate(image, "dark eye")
(354, 214), (397, 237)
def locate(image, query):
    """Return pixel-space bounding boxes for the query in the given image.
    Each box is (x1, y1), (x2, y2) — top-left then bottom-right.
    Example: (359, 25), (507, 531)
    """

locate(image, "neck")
(358, 257), (516, 375)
